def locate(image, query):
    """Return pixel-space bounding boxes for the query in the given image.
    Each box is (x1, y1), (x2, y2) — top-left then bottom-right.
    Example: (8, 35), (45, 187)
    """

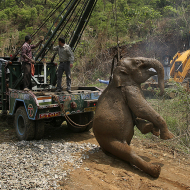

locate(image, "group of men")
(21, 35), (74, 93)
(21, 35), (172, 91)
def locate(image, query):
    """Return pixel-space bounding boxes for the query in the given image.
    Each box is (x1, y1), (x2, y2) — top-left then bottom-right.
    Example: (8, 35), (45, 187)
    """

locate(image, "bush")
(0, 11), (8, 20)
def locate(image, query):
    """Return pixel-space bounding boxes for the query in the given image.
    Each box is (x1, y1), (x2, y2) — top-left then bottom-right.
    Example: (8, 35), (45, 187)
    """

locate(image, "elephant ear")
(113, 66), (130, 87)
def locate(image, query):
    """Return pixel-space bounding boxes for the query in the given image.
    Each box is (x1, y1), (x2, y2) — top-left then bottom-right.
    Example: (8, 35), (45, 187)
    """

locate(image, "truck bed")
(32, 86), (101, 96)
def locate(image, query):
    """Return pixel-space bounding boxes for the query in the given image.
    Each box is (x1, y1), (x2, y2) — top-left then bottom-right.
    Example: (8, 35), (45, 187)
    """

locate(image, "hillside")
(0, 0), (190, 66)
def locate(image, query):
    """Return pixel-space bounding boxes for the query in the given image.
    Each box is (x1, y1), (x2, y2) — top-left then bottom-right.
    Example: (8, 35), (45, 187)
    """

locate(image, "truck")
(170, 50), (190, 83)
(0, 0), (101, 140)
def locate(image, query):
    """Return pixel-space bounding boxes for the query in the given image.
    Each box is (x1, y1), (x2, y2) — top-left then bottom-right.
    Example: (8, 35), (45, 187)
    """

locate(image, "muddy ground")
(0, 119), (190, 190)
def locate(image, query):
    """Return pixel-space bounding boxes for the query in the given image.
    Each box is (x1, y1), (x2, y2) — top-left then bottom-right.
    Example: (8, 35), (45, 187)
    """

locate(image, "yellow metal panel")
(175, 50), (190, 62)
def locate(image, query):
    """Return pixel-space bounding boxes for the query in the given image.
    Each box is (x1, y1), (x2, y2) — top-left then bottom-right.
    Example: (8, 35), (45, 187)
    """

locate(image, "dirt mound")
(61, 133), (190, 190)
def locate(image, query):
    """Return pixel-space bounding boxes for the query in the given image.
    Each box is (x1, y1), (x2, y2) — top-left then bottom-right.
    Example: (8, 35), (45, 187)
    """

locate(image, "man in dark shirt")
(21, 35), (43, 90)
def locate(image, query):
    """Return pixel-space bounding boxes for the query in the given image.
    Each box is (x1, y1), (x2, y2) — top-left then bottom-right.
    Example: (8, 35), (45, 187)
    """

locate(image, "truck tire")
(67, 112), (94, 133)
(14, 106), (35, 141)
(35, 120), (45, 140)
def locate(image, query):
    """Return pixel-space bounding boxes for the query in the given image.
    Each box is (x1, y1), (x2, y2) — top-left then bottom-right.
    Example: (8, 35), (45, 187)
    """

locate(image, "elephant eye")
(138, 64), (148, 69)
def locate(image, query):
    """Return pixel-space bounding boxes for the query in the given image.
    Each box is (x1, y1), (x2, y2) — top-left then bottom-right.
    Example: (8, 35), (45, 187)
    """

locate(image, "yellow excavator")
(170, 50), (190, 83)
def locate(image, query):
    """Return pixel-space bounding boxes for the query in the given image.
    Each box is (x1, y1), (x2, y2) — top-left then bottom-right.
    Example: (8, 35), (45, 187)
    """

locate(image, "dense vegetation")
(136, 83), (190, 152)
(0, 0), (190, 82)
(0, 0), (190, 56)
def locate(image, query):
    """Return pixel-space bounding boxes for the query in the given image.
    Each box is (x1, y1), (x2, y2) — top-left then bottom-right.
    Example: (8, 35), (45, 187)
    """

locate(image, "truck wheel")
(14, 106), (35, 141)
(35, 120), (45, 140)
(67, 112), (94, 133)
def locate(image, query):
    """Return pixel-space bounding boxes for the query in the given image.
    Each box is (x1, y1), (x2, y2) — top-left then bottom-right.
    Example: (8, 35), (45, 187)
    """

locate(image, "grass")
(134, 95), (190, 155)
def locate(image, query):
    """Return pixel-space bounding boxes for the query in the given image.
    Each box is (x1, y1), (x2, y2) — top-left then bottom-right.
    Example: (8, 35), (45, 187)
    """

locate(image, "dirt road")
(0, 122), (190, 190)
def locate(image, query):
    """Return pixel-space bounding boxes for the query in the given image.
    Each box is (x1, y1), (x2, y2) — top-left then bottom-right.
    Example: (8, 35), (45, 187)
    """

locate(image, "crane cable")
(11, 0), (66, 60)
(115, 0), (120, 62)
(31, 0), (67, 38)
(39, 0), (93, 60)
(110, 0), (120, 82)
(38, 0), (85, 61)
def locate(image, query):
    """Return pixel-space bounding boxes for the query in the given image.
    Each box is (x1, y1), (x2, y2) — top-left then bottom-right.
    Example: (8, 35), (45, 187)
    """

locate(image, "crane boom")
(35, 0), (97, 62)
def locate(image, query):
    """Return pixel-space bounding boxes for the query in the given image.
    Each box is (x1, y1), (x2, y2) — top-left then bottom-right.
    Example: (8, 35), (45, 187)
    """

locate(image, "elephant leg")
(132, 103), (173, 140)
(96, 136), (161, 178)
(135, 118), (160, 137)
(125, 86), (174, 140)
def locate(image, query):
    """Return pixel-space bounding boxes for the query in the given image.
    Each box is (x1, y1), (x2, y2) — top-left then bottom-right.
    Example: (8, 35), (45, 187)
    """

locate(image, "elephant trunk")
(136, 57), (165, 96)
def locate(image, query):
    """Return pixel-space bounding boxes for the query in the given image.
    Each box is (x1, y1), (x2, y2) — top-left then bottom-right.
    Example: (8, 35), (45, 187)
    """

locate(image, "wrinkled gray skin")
(93, 57), (174, 178)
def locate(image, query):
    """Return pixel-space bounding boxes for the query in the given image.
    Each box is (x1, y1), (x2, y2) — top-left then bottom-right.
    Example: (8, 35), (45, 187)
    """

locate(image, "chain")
(52, 95), (94, 128)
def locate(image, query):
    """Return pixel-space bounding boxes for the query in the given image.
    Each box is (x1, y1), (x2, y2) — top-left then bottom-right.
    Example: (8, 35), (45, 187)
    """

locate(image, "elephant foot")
(136, 118), (158, 135)
(148, 164), (161, 178)
(136, 118), (152, 134)
(160, 130), (174, 140)
(151, 127), (160, 137)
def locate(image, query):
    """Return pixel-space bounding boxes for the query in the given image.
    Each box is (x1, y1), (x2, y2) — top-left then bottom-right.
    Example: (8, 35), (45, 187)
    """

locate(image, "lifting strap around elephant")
(109, 52), (122, 83)
(53, 95), (94, 128)
(109, 56), (115, 83)
(110, 0), (121, 83)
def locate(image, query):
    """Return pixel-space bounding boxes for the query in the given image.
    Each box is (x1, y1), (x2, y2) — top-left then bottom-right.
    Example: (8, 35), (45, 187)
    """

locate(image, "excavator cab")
(170, 50), (190, 83)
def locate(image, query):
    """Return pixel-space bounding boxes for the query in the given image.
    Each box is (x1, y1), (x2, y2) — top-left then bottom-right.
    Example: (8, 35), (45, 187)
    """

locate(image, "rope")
(114, 0), (120, 61)
(109, 0), (121, 83)
(52, 94), (94, 128)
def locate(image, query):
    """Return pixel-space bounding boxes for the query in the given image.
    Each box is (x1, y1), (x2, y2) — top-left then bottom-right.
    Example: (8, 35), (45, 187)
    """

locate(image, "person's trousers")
(164, 66), (170, 80)
(22, 62), (32, 89)
(57, 61), (71, 90)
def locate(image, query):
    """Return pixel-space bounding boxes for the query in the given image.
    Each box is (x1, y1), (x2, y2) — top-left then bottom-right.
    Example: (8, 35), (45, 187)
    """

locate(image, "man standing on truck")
(21, 35), (43, 90)
(52, 37), (74, 93)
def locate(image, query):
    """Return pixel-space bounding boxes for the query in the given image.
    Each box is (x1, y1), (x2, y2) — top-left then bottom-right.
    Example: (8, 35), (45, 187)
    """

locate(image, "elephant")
(93, 57), (174, 178)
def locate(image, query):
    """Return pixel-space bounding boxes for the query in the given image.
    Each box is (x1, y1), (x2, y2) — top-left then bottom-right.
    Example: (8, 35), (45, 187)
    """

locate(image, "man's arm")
(31, 40), (43, 49)
(31, 37), (44, 49)
(52, 45), (59, 52)
(23, 54), (35, 64)
(99, 79), (109, 85)
(67, 47), (74, 64)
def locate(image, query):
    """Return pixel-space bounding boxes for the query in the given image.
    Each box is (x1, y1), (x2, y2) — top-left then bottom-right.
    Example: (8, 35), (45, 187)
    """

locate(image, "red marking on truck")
(28, 104), (34, 117)
(39, 112), (61, 119)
